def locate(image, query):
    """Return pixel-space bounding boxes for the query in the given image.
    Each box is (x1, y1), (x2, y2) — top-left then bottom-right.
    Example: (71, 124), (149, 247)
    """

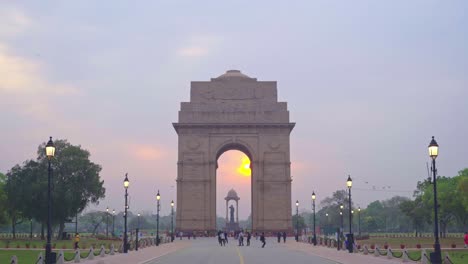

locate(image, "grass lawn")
(385, 249), (468, 264)
(356, 236), (464, 248)
(0, 238), (121, 249)
(0, 238), (122, 263)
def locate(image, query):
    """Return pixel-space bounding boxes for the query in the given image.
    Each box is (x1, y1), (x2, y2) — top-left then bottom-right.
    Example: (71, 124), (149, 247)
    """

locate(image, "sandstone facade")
(173, 70), (295, 233)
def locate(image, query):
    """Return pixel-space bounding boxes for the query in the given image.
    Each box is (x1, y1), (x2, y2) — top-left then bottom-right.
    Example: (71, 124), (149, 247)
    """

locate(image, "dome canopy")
(217, 70), (251, 79)
(225, 188), (240, 200)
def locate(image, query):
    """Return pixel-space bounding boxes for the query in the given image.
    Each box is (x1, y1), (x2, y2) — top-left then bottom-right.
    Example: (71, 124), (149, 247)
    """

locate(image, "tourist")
(224, 232), (228, 243)
(464, 232), (468, 248)
(283, 231), (287, 243)
(260, 232), (266, 248)
(74, 233), (80, 249)
(218, 231), (224, 246)
(238, 230), (244, 246)
(246, 232), (251, 246)
(277, 232), (281, 243)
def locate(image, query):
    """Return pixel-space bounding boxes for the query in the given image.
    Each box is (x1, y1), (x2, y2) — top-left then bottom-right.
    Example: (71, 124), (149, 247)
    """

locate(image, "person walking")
(238, 230), (244, 246)
(218, 231), (223, 246)
(246, 232), (251, 246)
(283, 231), (286, 243)
(277, 232), (281, 243)
(179, 231), (183, 240)
(260, 232), (266, 248)
(464, 232), (468, 248)
(224, 232), (228, 244)
(74, 233), (80, 249)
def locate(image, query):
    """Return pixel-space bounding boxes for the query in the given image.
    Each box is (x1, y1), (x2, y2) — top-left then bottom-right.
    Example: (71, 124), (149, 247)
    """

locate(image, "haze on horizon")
(1, 1), (467, 219)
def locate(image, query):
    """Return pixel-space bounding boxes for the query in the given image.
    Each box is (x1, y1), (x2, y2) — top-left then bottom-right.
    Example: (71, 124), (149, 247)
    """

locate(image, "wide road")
(145, 238), (338, 264)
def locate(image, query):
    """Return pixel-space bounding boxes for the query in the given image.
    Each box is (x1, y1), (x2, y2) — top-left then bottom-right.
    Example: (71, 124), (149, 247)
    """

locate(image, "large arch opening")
(215, 148), (252, 232)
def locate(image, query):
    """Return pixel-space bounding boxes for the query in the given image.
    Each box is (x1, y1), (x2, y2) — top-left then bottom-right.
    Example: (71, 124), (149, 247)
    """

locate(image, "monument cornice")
(173, 122), (295, 133)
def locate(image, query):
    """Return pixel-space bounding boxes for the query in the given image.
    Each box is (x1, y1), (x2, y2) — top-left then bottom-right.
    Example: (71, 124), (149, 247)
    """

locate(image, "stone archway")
(173, 70), (295, 233)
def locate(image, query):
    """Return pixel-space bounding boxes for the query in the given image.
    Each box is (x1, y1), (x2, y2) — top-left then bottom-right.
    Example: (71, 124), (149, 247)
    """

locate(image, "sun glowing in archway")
(237, 156), (251, 176)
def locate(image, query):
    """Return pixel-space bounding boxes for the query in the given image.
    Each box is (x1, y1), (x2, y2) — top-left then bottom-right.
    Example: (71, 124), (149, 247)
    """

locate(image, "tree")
(0, 172), (8, 225)
(5, 161), (41, 238)
(456, 169), (468, 224)
(4, 139), (106, 239)
(400, 197), (429, 236)
(80, 211), (106, 235)
(36, 139), (106, 238)
(292, 214), (306, 232)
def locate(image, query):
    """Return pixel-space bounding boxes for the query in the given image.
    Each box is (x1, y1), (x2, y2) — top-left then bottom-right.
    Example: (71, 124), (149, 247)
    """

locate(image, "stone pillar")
(225, 200), (228, 223)
(236, 200), (239, 223)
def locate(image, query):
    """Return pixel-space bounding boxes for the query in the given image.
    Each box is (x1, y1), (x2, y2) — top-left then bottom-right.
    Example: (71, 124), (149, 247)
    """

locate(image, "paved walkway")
(80, 240), (190, 264)
(145, 238), (338, 264)
(78, 238), (410, 264)
(282, 241), (404, 264)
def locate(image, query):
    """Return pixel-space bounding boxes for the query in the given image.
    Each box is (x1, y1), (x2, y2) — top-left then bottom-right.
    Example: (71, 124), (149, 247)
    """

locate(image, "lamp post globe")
(312, 191), (317, 245)
(45, 137), (55, 264)
(428, 136), (442, 264)
(123, 173), (129, 253)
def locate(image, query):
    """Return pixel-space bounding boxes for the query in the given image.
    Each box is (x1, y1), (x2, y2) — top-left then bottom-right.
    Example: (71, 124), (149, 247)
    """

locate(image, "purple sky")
(1, 1), (467, 219)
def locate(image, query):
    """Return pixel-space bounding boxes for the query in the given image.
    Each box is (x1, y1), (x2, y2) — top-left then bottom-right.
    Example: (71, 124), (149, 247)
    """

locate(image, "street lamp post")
(45, 137), (55, 264)
(339, 204), (343, 251)
(123, 174), (129, 253)
(358, 207), (361, 238)
(295, 200), (299, 242)
(339, 204), (344, 234)
(106, 207), (109, 238)
(156, 190), (161, 246)
(296, 200), (299, 242)
(312, 192), (317, 245)
(112, 209), (115, 237)
(136, 213), (140, 251)
(339, 210), (343, 250)
(171, 200), (174, 242)
(429, 136), (442, 264)
(347, 175), (353, 253)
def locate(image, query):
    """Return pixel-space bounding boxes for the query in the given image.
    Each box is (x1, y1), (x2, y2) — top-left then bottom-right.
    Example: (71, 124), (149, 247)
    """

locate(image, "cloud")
(0, 7), (31, 38)
(0, 43), (79, 122)
(0, 44), (78, 95)
(127, 144), (165, 161)
(176, 35), (222, 58)
(177, 46), (208, 57)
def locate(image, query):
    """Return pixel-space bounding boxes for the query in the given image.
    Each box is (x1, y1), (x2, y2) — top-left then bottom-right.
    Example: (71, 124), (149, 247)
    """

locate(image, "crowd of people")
(217, 230), (266, 248)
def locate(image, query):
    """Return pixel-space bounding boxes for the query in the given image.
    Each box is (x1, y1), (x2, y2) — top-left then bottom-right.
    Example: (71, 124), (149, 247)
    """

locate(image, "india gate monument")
(173, 70), (295, 233)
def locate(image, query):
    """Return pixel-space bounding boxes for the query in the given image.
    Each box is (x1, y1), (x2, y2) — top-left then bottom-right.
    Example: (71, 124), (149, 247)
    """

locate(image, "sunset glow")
(237, 156), (251, 176)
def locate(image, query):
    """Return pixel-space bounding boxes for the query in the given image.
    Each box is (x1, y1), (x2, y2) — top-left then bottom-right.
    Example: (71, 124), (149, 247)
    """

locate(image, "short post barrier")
(74, 248), (80, 263)
(88, 246), (94, 260)
(402, 249), (409, 262)
(374, 246), (380, 257)
(36, 252), (44, 264)
(57, 250), (65, 264)
(100, 245), (106, 257)
(387, 248), (392, 259)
